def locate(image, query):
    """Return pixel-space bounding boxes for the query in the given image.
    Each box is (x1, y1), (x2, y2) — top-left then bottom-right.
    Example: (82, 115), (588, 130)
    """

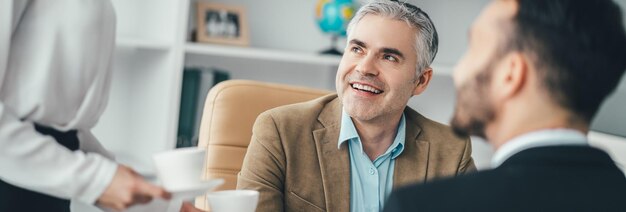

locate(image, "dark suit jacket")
(384, 145), (626, 212)
(237, 94), (476, 212)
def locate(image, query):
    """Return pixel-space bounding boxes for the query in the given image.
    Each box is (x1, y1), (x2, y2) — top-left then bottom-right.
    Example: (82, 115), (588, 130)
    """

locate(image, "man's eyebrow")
(381, 47), (405, 60)
(349, 39), (367, 48)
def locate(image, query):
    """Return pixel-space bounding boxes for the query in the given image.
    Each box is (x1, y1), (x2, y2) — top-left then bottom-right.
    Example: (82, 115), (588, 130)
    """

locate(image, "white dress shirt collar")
(491, 129), (588, 168)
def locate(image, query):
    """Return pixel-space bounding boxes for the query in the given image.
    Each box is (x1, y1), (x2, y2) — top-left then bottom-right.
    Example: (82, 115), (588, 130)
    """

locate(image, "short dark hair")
(506, 0), (626, 122)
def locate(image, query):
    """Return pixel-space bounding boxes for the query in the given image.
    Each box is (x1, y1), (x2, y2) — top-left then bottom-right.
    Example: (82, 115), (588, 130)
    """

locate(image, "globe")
(315, 0), (356, 54)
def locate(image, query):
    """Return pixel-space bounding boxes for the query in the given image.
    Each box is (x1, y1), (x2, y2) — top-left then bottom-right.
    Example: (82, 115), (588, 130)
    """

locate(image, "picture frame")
(196, 2), (250, 46)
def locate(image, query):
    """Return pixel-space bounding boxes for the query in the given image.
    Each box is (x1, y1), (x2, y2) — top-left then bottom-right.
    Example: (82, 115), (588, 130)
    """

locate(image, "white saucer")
(168, 179), (225, 199)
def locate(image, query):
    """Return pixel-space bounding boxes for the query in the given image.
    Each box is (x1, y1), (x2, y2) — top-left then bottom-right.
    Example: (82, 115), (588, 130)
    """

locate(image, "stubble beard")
(450, 62), (497, 139)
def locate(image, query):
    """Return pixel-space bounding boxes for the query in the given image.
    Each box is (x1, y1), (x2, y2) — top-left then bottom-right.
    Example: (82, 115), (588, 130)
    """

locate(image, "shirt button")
(369, 168), (376, 175)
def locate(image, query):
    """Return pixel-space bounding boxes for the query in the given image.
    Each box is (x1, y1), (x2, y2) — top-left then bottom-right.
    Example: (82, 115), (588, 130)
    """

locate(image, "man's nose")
(355, 55), (379, 76)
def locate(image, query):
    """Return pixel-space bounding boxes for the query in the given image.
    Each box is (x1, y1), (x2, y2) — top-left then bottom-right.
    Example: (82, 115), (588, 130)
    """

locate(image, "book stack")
(177, 67), (230, 148)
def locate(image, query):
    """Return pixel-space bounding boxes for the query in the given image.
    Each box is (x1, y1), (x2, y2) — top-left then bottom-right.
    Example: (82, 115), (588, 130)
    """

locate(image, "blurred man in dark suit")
(384, 0), (626, 211)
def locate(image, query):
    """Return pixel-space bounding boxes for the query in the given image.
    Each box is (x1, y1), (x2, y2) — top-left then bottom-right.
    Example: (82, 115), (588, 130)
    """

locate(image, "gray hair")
(346, 0), (439, 77)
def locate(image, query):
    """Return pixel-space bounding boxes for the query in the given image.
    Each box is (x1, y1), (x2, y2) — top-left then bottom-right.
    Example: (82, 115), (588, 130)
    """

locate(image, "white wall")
(409, 0), (492, 65)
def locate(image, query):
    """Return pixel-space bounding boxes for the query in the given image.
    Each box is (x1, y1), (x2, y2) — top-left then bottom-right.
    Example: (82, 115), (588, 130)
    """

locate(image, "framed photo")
(196, 2), (250, 46)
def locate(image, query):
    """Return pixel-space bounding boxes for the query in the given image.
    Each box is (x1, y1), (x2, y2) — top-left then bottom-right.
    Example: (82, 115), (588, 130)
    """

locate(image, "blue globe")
(316, 0), (356, 36)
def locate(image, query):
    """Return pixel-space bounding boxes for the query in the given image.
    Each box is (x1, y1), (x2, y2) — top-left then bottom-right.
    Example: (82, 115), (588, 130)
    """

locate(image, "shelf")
(185, 42), (342, 66)
(116, 37), (173, 51)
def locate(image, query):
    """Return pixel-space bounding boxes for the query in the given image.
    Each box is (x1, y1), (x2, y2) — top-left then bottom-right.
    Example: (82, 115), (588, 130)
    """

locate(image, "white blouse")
(0, 0), (118, 205)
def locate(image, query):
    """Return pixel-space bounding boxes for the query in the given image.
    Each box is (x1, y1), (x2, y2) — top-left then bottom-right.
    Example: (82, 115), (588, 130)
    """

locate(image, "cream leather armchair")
(195, 80), (330, 209)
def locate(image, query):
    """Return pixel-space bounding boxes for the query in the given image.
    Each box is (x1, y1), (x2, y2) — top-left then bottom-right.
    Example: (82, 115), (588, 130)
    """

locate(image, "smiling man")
(237, 1), (475, 211)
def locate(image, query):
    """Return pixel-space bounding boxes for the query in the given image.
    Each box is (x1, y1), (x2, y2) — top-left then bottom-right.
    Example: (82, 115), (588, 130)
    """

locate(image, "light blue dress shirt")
(338, 110), (406, 212)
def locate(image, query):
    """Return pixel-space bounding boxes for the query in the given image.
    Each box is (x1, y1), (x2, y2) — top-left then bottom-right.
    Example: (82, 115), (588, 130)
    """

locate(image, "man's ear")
(413, 67), (433, 96)
(493, 52), (527, 101)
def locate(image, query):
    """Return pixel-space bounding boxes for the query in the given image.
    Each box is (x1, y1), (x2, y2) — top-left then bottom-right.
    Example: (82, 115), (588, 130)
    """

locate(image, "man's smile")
(350, 82), (384, 95)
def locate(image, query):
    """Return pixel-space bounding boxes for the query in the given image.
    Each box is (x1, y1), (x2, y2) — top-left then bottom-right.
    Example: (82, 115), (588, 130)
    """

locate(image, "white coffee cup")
(207, 190), (260, 212)
(152, 147), (206, 191)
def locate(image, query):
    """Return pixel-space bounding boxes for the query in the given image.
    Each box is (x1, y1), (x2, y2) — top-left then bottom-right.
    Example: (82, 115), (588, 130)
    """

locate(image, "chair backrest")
(194, 80), (330, 208)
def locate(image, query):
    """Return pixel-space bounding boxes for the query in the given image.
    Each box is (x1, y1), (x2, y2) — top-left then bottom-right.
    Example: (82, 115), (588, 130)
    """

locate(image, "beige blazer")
(237, 94), (475, 212)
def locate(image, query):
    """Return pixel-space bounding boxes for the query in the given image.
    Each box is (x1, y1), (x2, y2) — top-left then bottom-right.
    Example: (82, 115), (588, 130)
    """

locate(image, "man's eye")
(384, 55), (398, 62)
(351, 47), (363, 54)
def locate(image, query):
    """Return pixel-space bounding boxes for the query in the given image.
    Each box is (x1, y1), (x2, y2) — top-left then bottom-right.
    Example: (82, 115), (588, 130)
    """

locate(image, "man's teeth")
(352, 83), (382, 94)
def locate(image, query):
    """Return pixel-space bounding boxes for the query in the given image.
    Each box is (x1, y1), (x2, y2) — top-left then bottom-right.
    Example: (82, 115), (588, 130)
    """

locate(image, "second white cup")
(207, 190), (259, 212)
(152, 147), (206, 191)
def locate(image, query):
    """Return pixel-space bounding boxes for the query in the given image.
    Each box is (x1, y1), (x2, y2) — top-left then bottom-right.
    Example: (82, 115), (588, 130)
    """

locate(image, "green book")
(177, 68), (202, 148)
(177, 67), (230, 148)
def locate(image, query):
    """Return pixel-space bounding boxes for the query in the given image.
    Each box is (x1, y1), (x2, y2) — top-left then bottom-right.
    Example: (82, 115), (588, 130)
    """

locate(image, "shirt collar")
(491, 128), (588, 168)
(338, 110), (360, 147)
(338, 109), (406, 159)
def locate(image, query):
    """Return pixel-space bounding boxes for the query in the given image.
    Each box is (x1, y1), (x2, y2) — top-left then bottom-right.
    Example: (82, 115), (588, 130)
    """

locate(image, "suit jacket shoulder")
(385, 146), (626, 212)
(259, 93), (339, 133)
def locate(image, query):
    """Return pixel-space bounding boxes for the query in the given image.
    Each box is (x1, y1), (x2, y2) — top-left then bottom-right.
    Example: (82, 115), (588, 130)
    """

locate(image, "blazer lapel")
(313, 98), (351, 212)
(393, 110), (430, 189)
